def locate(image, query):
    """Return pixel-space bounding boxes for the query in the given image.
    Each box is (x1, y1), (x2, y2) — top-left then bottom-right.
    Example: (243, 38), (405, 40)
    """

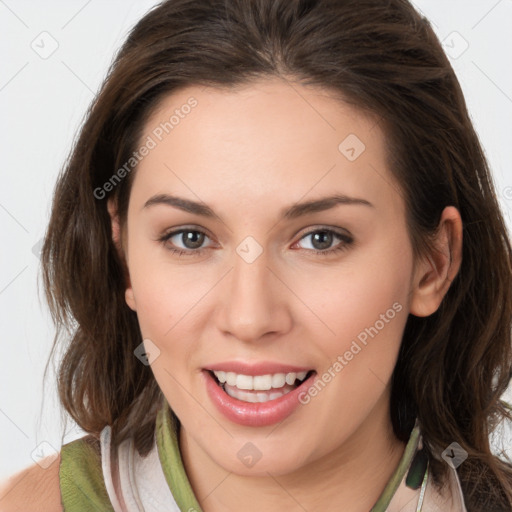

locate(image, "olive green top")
(59, 432), (114, 511)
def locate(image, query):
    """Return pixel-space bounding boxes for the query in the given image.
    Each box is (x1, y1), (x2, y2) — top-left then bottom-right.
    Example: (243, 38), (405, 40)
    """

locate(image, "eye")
(294, 228), (353, 256)
(158, 228), (213, 256)
(158, 226), (353, 258)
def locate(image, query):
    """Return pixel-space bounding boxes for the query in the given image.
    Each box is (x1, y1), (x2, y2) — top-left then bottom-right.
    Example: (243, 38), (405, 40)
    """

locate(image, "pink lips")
(202, 361), (316, 427)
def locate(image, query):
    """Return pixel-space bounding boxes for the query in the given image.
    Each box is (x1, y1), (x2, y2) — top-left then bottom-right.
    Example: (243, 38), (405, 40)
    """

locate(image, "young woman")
(1, 0), (511, 510)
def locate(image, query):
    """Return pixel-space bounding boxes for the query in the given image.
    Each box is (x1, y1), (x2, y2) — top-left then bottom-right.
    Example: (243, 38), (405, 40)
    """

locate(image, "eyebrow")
(143, 193), (374, 220)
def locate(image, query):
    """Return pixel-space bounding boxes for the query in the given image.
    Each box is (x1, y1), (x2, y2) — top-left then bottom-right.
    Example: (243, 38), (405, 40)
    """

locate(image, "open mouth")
(207, 369), (316, 403)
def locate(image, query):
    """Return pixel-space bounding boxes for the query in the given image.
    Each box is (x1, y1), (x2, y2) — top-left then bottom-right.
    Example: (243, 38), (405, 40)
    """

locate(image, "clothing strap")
(156, 397), (204, 512)
(370, 422), (422, 511)
(59, 433), (114, 511)
(155, 398), (427, 512)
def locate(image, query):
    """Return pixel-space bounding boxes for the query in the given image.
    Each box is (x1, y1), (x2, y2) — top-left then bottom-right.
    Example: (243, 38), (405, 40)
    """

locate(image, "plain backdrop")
(1, 0), (511, 477)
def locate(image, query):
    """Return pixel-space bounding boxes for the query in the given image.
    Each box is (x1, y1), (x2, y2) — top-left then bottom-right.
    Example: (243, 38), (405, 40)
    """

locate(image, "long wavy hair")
(42, 0), (512, 509)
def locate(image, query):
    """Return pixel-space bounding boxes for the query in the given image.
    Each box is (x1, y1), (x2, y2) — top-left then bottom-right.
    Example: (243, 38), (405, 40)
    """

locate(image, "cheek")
(129, 269), (199, 341)
(125, 233), (190, 338)
(295, 263), (410, 440)
(299, 242), (411, 347)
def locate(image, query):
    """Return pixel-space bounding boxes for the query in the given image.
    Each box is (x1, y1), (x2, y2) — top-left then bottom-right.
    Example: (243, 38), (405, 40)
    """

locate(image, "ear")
(107, 198), (137, 312)
(409, 206), (463, 317)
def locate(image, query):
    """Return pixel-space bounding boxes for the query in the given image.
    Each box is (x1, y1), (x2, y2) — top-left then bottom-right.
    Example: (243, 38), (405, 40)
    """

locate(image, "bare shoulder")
(0, 454), (63, 512)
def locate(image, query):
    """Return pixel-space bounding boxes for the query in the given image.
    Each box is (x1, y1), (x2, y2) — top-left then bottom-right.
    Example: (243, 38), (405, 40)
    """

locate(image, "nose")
(216, 248), (293, 343)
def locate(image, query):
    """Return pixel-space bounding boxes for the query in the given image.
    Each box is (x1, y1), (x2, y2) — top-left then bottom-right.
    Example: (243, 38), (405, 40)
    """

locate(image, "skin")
(0, 453), (62, 511)
(111, 77), (462, 511)
(0, 77), (462, 512)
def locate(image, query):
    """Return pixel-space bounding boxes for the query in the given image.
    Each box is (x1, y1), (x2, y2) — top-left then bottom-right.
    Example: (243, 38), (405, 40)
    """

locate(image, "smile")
(211, 370), (313, 402)
(202, 363), (317, 426)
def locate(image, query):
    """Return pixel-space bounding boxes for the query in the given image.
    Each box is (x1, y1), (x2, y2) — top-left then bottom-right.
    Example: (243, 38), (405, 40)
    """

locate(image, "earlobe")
(409, 206), (463, 317)
(107, 198), (137, 312)
(125, 288), (137, 311)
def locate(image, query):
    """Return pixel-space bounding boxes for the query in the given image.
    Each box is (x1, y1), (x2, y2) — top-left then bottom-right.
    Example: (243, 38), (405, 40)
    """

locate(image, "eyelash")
(158, 227), (354, 258)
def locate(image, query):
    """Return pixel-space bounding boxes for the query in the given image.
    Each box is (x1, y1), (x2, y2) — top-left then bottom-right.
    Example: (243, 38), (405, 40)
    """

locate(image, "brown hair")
(42, 0), (512, 509)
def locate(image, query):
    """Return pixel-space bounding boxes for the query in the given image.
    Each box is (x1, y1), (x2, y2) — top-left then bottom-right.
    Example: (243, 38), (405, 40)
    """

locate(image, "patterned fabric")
(59, 398), (468, 511)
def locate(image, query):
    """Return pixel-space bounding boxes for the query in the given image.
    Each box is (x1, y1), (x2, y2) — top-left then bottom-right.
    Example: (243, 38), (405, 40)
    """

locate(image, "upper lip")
(204, 361), (314, 376)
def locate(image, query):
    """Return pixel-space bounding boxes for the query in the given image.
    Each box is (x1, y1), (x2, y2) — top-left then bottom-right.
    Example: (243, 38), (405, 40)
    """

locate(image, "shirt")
(59, 397), (468, 511)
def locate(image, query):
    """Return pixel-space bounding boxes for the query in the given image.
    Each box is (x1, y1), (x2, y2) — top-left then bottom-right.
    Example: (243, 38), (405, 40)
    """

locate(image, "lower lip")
(203, 370), (316, 427)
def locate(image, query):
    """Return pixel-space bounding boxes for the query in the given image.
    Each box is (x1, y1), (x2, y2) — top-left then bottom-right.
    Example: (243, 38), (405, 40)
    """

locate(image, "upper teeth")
(212, 371), (309, 390)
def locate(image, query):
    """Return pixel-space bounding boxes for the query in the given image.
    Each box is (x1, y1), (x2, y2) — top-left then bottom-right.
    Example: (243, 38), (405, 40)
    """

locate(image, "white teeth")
(224, 386), (290, 403)
(236, 374), (253, 390)
(271, 373), (286, 388)
(215, 371), (227, 383)
(253, 374), (272, 391)
(212, 370), (310, 391)
(297, 371), (308, 381)
(285, 372), (297, 385)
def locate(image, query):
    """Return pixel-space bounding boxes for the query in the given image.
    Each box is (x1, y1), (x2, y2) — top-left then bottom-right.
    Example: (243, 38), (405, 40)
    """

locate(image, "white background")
(0, 0), (511, 477)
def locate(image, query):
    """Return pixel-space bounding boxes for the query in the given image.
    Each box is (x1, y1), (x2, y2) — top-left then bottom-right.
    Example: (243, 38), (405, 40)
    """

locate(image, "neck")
(179, 395), (406, 512)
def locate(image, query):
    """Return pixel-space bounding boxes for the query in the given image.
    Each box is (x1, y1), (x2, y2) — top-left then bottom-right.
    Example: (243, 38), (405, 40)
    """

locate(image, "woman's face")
(120, 77), (424, 476)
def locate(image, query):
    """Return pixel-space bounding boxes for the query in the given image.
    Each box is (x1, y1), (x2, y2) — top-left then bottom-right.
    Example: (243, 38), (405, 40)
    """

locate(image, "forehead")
(130, 77), (403, 218)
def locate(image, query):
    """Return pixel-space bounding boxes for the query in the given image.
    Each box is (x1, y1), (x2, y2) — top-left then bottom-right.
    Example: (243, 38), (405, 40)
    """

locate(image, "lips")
(202, 362), (317, 427)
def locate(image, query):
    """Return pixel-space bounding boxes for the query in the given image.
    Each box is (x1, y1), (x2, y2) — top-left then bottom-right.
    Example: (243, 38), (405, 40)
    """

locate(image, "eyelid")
(159, 224), (351, 242)
(159, 224), (354, 256)
(295, 225), (352, 240)
(292, 226), (354, 252)
(159, 224), (214, 240)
